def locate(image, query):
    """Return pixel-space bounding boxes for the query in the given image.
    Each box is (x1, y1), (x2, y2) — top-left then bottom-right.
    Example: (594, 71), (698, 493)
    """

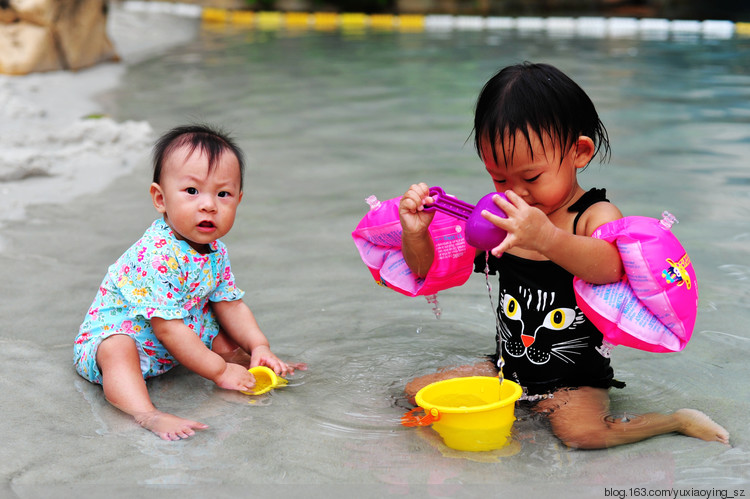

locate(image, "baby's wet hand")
(214, 362), (256, 392)
(251, 345), (308, 377)
(280, 361), (308, 377)
(482, 190), (556, 256)
(399, 183), (435, 234)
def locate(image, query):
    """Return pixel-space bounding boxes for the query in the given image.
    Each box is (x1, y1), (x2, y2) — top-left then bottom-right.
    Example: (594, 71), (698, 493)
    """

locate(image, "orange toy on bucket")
(401, 376), (522, 452)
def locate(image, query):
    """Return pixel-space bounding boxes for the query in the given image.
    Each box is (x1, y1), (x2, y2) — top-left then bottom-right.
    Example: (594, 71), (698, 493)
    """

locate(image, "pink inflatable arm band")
(352, 195), (475, 297)
(573, 212), (698, 357)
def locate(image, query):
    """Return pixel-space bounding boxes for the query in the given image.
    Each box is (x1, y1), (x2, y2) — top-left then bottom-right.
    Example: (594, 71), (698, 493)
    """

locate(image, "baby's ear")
(574, 136), (596, 169)
(150, 182), (167, 213)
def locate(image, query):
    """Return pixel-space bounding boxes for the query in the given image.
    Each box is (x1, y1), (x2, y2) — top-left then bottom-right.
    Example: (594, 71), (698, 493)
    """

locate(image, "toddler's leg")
(536, 386), (729, 449)
(96, 334), (209, 441)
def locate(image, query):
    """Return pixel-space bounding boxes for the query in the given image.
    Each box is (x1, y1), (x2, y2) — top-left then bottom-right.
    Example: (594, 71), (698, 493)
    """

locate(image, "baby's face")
(151, 144), (243, 253)
(482, 130), (582, 216)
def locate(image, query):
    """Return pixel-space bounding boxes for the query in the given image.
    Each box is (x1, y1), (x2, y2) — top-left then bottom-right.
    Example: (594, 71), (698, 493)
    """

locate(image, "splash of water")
(424, 294), (442, 319)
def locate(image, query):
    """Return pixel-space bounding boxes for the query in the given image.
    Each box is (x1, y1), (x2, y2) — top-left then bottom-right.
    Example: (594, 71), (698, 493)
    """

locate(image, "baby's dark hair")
(473, 62), (610, 168)
(152, 123), (245, 189)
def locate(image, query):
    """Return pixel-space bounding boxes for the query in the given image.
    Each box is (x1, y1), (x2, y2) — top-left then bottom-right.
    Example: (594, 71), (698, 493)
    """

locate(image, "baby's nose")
(510, 185), (529, 198)
(200, 195), (217, 211)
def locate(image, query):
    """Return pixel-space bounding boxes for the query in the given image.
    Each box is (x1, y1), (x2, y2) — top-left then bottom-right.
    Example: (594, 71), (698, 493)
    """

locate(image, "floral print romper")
(74, 218), (244, 384)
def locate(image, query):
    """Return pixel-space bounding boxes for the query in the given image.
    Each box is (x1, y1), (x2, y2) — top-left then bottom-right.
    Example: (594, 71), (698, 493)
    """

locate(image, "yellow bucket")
(402, 377), (522, 452)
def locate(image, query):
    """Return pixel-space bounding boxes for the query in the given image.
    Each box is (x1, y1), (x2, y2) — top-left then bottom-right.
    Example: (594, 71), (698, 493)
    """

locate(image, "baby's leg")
(404, 361), (498, 404)
(96, 334), (209, 441)
(536, 387), (729, 449)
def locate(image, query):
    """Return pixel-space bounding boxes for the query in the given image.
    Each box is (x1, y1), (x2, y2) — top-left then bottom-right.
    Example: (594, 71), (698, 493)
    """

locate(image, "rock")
(0, 4), (18, 23)
(55, 0), (119, 70)
(11, 0), (58, 26)
(0, 0), (119, 75)
(0, 22), (62, 74)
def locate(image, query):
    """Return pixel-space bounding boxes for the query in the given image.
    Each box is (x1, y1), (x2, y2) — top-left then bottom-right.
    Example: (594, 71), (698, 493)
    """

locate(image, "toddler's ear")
(574, 136), (596, 169)
(150, 182), (167, 214)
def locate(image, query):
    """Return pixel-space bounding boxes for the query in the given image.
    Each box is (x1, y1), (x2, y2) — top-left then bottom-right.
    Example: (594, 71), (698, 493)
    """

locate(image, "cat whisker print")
(549, 337), (590, 364)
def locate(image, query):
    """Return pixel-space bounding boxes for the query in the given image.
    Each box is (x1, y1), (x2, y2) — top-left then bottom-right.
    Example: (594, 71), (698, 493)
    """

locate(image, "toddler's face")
(482, 130), (582, 216)
(151, 145), (243, 253)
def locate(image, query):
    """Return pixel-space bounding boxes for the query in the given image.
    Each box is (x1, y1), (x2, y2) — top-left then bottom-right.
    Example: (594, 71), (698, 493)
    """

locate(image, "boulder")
(0, 22), (61, 74)
(55, 0), (118, 70)
(0, 0), (118, 75)
(11, 0), (58, 26)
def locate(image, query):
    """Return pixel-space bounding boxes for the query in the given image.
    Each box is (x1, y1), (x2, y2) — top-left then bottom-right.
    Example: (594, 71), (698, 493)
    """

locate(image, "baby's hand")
(482, 190), (557, 256)
(251, 345), (308, 377)
(399, 183), (436, 235)
(214, 362), (256, 392)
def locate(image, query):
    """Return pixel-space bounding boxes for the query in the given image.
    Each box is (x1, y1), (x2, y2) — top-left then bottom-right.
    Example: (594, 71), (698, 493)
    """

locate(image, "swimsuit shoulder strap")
(569, 188), (608, 235)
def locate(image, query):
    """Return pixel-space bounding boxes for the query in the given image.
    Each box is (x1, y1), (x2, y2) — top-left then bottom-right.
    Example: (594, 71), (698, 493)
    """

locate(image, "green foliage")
(316, 0), (395, 13)
(243, 0), (276, 10)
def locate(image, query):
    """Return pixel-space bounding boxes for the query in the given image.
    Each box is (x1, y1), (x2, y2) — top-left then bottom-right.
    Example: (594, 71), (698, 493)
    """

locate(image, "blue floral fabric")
(74, 218), (244, 383)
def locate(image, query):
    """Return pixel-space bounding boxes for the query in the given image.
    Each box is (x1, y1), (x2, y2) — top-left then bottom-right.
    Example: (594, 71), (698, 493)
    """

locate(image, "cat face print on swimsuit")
(499, 286), (588, 365)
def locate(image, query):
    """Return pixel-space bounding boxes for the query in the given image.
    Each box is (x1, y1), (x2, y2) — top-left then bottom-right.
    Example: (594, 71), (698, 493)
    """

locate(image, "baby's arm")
(399, 183), (437, 277)
(151, 317), (256, 391)
(485, 190), (624, 284)
(211, 299), (306, 377)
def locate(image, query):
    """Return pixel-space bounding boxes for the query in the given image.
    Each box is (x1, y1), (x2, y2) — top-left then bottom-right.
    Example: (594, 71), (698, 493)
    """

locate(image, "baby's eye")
(218, 191), (230, 198)
(186, 187), (198, 195)
(493, 178), (506, 185)
(525, 174), (541, 183)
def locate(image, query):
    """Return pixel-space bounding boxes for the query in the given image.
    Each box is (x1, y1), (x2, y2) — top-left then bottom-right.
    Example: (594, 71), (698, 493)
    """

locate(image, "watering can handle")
(400, 407), (440, 427)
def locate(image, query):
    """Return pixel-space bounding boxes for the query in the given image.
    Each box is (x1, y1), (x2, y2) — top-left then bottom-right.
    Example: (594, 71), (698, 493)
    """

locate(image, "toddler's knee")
(555, 428), (609, 449)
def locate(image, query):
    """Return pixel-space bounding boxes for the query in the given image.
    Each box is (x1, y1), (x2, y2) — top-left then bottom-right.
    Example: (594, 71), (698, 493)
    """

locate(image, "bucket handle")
(401, 407), (440, 427)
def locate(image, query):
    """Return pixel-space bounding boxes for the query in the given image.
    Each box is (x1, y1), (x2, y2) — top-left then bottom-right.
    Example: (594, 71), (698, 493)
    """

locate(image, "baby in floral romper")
(74, 124), (305, 440)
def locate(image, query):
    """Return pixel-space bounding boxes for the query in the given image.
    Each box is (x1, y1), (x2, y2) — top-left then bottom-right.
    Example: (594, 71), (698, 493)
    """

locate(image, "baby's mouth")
(198, 221), (215, 229)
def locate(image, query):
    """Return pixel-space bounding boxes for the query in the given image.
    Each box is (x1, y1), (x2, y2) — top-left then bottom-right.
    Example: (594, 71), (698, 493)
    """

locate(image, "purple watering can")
(423, 186), (508, 251)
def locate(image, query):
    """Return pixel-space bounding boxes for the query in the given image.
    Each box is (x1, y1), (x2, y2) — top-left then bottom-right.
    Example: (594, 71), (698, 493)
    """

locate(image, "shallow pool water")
(3, 10), (750, 496)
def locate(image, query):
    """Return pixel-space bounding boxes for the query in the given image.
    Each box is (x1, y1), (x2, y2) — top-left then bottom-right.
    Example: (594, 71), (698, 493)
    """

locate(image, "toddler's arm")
(212, 299), (306, 377)
(484, 190), (624, 284)
(151, 317), (256, 391)
(399, 183), (437, 277)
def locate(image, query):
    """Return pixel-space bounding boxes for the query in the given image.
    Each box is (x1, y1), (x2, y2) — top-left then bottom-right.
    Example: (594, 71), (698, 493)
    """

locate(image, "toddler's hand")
(399, 183), (436, 235)
(214, 362), (256, 392)
(251, 345), (308, 377)
(482, 190), (557, 256)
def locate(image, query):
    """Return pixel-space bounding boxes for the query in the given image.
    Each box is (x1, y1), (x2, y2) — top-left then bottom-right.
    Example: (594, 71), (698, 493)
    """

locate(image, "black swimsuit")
(473, 188), (623, 396)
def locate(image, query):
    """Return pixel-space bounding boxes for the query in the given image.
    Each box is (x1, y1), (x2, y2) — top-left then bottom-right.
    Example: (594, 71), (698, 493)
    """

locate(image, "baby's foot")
(674, 409), (730, 445)
(134, 410), (209, 441)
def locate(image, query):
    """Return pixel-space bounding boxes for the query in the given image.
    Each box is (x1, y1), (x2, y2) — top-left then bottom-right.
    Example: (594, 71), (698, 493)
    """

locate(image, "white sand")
(0, 3), (200, 243)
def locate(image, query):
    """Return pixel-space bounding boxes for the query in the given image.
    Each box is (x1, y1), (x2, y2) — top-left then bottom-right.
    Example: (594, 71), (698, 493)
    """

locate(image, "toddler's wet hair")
(473, 62), (610, 167)
(152, 123), (245, 189)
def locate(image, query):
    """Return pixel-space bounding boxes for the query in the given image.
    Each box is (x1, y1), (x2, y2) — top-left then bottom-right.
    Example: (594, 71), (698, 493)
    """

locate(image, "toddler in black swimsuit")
(399, 62), (728, 449)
